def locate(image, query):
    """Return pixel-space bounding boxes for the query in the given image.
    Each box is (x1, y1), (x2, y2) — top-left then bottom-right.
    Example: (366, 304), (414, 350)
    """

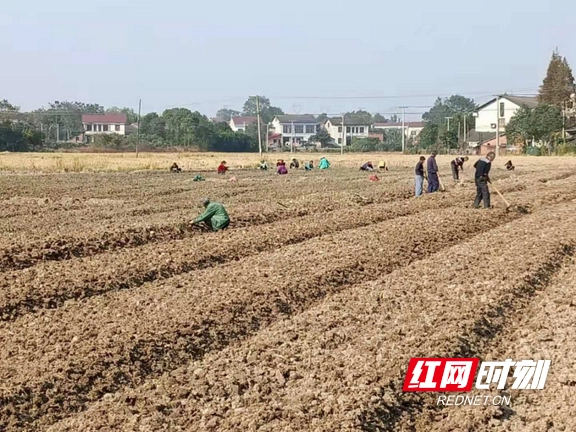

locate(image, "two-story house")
(82, 114), (128, 142)
(271, 115), (318, 146)
(474, 95), (539, 133)
(229, 116), (258, 132)
(324, 117), (369, 146)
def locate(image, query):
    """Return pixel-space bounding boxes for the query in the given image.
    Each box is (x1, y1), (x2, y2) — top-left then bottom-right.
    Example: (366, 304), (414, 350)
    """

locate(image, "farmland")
(1, 154), (576, 431)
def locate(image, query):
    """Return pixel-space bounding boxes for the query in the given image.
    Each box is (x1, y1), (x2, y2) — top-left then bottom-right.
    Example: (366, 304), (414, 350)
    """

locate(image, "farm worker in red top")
(217, 161), (228, 175)
(193, 199), (230, 231)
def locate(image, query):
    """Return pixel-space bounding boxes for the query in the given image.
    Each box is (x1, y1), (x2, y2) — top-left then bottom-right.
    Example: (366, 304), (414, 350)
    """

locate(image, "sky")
(1, 0), (574, 121)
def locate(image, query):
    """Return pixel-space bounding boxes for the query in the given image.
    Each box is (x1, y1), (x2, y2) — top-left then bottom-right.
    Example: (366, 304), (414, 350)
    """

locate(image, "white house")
(82, 113), (128, 137)
(474, 95), (539, 133)
(271, 115), (318, 145)
(324, 117), (370, 146)
(373, 121), (425, 138)
(229, 116), (257, 132)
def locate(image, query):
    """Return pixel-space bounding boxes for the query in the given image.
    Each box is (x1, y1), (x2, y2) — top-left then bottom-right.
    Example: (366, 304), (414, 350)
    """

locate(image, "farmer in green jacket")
(192, 199), (230, 231)
(318, 157), (331, 170)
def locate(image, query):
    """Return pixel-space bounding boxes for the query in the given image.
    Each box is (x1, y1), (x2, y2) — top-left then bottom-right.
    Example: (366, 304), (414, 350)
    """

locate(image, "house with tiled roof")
(474, 95), (539, 133)
(324, 117), (370, 146)
(229, 116), (258, 132)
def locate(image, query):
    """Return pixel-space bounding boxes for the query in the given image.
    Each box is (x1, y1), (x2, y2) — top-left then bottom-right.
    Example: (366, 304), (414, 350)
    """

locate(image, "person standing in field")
(318, 157), (330, 170)
(473, 152), (495, 209)
(450, 156), (469, 181)
(426, 152), (440, 193)
(192, 199), (230, 231)
(415, 156), (426, 197)
(217, 161), (228, 175)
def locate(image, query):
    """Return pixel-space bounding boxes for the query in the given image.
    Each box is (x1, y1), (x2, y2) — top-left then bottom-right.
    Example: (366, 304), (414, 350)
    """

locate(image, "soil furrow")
(0, 207), (518, 430)
(44, 202), (576, 432)
(399, 262), (576, 432)
(0, 182), (417, 272)
(0, 186), (457, 322)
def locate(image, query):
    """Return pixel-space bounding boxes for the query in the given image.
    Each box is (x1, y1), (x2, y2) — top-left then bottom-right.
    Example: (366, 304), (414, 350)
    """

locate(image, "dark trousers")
(473, 179), (491, 208)
(428, 172), (439, 193)
(451, 163), (459, 180)
(203, 218), (230, 232)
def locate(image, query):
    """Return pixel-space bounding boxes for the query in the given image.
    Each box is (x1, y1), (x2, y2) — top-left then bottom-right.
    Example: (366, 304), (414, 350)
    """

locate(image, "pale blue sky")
(1, 0), (574, 120)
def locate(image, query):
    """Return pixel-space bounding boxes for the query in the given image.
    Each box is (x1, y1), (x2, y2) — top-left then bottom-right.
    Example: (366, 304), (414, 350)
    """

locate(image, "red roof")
(230, 116), (257, 125)
(82, 113), (128, 124)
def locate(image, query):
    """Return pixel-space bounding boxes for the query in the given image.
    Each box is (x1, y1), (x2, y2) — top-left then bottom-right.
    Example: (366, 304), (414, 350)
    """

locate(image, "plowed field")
(1, 155), (576, 431)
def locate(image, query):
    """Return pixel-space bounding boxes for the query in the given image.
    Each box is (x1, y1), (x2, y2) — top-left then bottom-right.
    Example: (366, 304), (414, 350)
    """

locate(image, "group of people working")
(259, 157), (331, 174)
(414, 153), (515, 209)
(188, 153), (517, 232)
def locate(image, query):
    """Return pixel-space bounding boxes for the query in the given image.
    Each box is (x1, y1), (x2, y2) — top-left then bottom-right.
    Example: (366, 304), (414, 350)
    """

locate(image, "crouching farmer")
(192, 199), (230, 231)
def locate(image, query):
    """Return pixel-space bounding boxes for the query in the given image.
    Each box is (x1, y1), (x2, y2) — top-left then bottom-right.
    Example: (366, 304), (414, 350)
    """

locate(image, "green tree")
(310, 128), (333, 147)
(440, 129), (459, 149)
(344, 110), (373, 124)
(315, 113), (329, 123)
(140, 112), (166, 140)
(106, 106), (138, 124)
(418, 123), (439, 149)
(422, 95), (476, 127)
(539, 50), (576, 107)
(33, 101), (105, 142)
(0, 99), (19, 112)
(216, 108), (240, 122)
(506, 104), (563, 152)
(373, 113), (387, 123)
(242, 96), (284, 123)
(382, 129), (403, 151)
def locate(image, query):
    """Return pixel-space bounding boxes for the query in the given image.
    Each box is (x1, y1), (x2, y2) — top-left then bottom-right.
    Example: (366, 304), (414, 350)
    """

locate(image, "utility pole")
(463, 114), (467, 152)
(495, 95), (500, 157)
(445, 116), (453, 131)
(256, 96), (263, 158)
(136, 99), (141, 158)
(400, 107), (407, 153)
(290, 121), (294, 153)
(341, 115), (345, 155)
(56, 121), (60, 143)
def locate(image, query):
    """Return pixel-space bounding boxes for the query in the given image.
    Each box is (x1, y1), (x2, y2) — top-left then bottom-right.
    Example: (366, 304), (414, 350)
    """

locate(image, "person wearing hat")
(192, 199), (230, 231)
(450, 156), (469, 181)
(426, 152), (440, 193)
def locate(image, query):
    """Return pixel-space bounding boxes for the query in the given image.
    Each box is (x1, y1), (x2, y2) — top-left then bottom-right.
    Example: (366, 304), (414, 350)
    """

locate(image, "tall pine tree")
(539, 50), (576, 107)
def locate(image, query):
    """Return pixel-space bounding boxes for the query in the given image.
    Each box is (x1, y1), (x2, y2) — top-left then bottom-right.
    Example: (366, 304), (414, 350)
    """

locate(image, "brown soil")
(0, 161), (575, 432)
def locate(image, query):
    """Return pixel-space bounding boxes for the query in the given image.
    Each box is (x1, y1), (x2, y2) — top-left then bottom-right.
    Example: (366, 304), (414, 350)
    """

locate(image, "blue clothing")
(427, 156), (438, 174)
(427, 172), (439, 193)
(415, 175), (424, 197)
(318, 158), (330, 170)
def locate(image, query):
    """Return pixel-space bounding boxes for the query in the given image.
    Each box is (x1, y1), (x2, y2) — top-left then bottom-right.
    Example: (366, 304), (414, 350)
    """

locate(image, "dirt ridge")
(356, 242), (576, 431)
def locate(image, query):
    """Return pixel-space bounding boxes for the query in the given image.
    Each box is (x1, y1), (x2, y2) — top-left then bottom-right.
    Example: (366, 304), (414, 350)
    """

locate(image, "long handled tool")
(437, 173), (446, 192)
(491, 183), (530, 214)
(491, 183), (511, 209)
